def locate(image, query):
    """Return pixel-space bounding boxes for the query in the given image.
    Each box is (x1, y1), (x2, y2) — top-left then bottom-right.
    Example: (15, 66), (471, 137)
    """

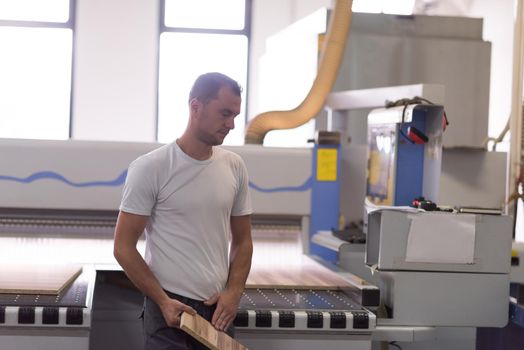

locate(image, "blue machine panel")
(367, 105), (441, 207)
(394, 111), (426, 205)
(310, 145), (340, 262)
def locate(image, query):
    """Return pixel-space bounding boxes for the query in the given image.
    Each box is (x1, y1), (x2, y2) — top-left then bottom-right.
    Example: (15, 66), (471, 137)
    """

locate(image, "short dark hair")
(188, 72), (242, 104)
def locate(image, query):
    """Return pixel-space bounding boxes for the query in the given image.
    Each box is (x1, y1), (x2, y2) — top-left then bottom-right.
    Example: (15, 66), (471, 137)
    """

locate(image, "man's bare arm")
(206, 214), (253, 331)
(226, 214), (253, 294)
(113, 211), (195, 326)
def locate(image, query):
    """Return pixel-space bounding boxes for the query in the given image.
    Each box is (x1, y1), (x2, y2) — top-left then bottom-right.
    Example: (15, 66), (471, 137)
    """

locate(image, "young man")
(114, 72), (253, 350)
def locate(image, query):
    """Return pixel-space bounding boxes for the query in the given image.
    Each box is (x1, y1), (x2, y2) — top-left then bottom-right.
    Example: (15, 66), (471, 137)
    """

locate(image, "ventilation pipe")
(244, 0), (353, 144)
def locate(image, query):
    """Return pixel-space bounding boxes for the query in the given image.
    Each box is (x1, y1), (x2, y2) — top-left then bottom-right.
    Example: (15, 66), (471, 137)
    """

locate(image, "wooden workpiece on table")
(247, 254), (351, 290)
(0, 264), (82, 295)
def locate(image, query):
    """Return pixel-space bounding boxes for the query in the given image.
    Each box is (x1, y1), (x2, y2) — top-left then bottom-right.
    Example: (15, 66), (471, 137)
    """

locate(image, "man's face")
(194, 86), (241, 146)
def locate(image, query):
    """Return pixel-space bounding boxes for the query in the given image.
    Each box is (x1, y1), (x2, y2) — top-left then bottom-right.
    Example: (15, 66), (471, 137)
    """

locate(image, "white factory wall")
(419, 0), (514, 139)
(247, 0), (332, 120)
(72, 0), (159, 142)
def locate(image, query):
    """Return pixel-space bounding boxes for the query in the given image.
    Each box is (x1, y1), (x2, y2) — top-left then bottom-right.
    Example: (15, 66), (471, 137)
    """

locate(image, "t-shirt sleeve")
(231, 157), (253, 217)
(119, 157), (157, 216)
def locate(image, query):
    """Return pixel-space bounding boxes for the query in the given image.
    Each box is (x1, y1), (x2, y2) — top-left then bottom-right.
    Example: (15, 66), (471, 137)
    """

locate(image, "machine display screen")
(366, 124), (396, 205)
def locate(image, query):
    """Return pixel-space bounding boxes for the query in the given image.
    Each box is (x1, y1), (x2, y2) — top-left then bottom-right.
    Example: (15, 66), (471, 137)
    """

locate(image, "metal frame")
(510, 0), (524, 235)
(159, 0), (251, 38)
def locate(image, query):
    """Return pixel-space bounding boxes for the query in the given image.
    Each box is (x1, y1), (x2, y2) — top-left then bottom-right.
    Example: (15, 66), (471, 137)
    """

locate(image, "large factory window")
(352, 0), (415, 15)
(0, 0), (74, 140)
(157, 0), (251, 145)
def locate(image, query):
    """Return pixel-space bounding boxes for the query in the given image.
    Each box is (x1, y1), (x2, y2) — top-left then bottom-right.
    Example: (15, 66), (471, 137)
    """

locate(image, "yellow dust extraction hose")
(244, 0), (353, 144)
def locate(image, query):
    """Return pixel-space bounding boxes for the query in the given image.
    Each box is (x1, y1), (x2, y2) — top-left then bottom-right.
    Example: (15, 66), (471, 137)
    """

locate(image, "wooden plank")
(0, 264), (82, 295)
(180, 312), (248, 350)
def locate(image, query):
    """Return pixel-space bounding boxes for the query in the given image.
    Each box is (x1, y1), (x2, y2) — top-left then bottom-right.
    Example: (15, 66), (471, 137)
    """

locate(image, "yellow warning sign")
(316, 149), (337, 181)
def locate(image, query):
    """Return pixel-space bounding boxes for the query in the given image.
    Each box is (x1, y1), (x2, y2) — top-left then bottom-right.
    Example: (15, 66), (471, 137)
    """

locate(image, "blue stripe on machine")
(0, 170), (128, 188)
(248, 176), (313, 193)
(0, 170), (312, 193)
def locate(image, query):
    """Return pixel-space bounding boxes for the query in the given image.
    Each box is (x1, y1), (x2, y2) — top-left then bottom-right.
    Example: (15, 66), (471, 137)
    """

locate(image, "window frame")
(157, 0), (252, 142)
(0, 0), (76, 139)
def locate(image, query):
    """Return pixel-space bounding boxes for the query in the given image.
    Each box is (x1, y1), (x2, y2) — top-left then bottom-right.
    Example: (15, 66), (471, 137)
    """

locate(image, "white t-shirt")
(119, 141), (252, 300)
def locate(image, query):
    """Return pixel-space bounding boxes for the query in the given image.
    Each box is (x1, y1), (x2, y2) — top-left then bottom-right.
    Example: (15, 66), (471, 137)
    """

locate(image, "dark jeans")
(143, 290), (235, 350)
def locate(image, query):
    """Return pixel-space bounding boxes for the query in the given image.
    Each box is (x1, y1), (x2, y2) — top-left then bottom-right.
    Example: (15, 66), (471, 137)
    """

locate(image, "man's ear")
(189, 98), (201, 115)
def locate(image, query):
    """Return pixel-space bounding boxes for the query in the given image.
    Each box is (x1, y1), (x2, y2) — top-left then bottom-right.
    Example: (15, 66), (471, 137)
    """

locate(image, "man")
(114, 72), (253, 350)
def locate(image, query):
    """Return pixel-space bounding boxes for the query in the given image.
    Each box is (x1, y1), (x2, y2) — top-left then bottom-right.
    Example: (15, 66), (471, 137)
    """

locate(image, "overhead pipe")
(244, 0), (353, 144)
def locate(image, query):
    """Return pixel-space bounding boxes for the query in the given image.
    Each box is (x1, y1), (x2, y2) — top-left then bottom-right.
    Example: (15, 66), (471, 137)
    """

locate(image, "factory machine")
(0, 87), (515, 350)
(364, 102), (511, 329)
(0, 69), (516, 350)
(0, 137), (379, 350)
(313, 94), (514, 349)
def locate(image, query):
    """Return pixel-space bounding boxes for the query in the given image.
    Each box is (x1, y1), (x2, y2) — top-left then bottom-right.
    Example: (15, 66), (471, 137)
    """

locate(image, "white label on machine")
(405, 213), (476, 264)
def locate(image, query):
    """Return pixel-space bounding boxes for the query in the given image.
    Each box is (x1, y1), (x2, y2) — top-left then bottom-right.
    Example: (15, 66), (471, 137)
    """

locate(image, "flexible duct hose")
(245, 0), (353, 144)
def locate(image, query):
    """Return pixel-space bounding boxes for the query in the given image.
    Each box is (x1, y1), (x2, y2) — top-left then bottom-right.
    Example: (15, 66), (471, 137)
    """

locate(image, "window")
(158, 0), (251, 145)
(0, 0), (74, 140)
(352, 0), (415, 15)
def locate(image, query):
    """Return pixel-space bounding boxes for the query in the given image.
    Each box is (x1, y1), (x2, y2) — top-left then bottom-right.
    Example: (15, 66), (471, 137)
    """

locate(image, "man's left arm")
(206, 214), (253, 331)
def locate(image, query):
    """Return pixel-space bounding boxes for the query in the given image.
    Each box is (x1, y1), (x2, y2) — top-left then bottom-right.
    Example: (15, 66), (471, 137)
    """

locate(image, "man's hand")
(159, 298), (196, 328)
(204, 289), (242, 331)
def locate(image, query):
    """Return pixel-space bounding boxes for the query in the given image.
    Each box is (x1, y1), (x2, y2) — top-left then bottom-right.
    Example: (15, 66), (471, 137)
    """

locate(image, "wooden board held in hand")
(180, 312), (248, 350)
(0, 264), (82, 295)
